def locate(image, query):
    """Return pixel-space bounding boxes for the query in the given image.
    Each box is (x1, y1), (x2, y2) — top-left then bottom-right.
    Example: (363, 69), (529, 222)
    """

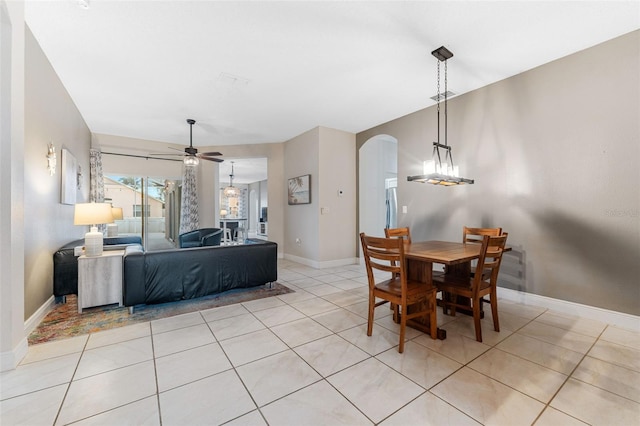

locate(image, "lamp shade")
(74, 202), (114, 225)
(111, 207), (123, 221)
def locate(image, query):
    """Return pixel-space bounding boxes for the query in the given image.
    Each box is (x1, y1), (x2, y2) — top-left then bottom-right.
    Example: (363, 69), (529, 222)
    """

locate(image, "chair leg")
(399, 304), (406, 353)
(491, 289), (500, 332)
(367, 294), (375, 337)
(473, 298), (482, 342)
(429, 293), (438, 340)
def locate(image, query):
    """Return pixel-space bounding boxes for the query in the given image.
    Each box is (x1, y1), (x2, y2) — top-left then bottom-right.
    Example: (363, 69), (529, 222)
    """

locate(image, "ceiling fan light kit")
(150, 119), (225, 166)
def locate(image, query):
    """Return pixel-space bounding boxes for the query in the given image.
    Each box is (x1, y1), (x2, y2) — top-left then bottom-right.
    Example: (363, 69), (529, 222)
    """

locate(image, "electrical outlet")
(296, 238), (301, 246)
(402, 205), (408, 214)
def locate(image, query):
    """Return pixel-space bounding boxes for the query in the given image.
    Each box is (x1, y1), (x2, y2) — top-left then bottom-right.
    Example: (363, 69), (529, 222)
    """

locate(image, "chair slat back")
(472, 234), (508, 295)
(463, 226), (502, 244)
(360, 233), (404, 284)
(384, 227), (412, 244)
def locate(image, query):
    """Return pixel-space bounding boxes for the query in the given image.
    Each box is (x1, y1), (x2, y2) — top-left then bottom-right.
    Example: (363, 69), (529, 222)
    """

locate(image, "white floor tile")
(431, 367), (544, 426)
(1, 353), (79, 400)
(75, 336), (153, 379)
(550, 378), (640, 425)
(155, 343), (232, 392)
(518, 321), (597, 354)
(339, 324), (400, 355)
(56, 360), (157, 425)
(468, 348), (567, 403)
(72, 395), (160, 425)
(224, 409), (267, 426)
(150, 311), (204, 334)
(380, 392), (480, 426)
(327, 358), (425, 423)
(270, 317), (333, 347)
(242, 296), (286, 312)
(376, 341), (463, 389)
(311, 308), (367, 333)
(600, 325), (640, 350)
(0, 384), (67, 426)
(294, 334), (370, 377)
(159, 370), (256, 425)
(85, 322), (150, 350)
(21, 335), (87, 365)
(572, 355), (640, 402)
(261, 380), (373, 425)
(290, 297), (338, 316)
(413, 330), (491, 364)
(535, 310), (607, 338)
(236, 350), (321, 406)
(534, 407), (588, 426)
(252, 304), (306, 327)
(496, 333), (583, 375)
(219, 329), (288, 366)
(152, 323), (215, 358)
(200, 303), (250, 322)
(207, 312), (265, 341)
(587, 339), (640, 372)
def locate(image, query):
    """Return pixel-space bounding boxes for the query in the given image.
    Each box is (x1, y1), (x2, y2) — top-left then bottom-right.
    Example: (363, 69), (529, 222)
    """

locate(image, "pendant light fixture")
(223, 161), (240, 198)
(408, 46), (474, 186)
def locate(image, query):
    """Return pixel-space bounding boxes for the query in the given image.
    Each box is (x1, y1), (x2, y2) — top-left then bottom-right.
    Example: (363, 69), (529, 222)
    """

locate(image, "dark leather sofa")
(178, 228), (223, 248)
(123, 239), (277, 311)
(53, 236), (143, 300)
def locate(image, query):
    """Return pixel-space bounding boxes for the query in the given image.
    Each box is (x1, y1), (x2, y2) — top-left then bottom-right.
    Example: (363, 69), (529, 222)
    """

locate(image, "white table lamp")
(74, 202), (114, 256)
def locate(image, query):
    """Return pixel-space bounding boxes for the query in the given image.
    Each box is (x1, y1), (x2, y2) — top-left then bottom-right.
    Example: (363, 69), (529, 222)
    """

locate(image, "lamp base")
(84, 227), (104, 256)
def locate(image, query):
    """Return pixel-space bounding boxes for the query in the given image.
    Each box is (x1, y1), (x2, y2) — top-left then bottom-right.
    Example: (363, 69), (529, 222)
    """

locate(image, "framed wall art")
(60, 148), (77, 205)
(288, 174), (310, 205)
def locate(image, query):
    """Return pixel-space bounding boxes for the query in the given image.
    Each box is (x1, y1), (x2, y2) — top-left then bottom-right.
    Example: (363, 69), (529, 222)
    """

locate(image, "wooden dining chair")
(434, 233), (508, 342)
(384, 227), (412, 244)
(384, 227), (413, 317)
(463, 226), (502, 244)
(360, 233), (437, 352)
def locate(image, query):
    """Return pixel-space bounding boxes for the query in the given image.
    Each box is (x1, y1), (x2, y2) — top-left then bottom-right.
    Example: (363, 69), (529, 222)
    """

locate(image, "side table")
(77, 249), (125, 313)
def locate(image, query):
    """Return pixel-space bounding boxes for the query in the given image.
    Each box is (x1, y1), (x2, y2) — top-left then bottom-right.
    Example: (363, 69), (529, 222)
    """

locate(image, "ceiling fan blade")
(201, 156), (224, 163)
(149, 152), (185, 157)
(167, 146), (185, 153)
(198, 151), (223, 157)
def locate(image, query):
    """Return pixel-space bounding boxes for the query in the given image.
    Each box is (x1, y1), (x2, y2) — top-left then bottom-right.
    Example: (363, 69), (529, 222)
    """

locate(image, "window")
(133, 204), (151, 218)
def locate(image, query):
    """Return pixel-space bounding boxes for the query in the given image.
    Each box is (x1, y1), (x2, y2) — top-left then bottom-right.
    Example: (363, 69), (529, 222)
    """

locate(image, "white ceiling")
(26, 0), (639, 153)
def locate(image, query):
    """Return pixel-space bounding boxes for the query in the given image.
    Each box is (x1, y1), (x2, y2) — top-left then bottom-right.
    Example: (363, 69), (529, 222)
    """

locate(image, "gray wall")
(24, 26), (91, 319)
(357, 30), (639, 315)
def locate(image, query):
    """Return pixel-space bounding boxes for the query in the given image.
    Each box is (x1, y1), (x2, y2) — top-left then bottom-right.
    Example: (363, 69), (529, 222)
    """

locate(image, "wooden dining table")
(400, 240), (494, 340)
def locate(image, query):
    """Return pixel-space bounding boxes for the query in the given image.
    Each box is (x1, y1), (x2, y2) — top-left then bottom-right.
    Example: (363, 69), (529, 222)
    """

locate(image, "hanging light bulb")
(183, 155), (199, 167)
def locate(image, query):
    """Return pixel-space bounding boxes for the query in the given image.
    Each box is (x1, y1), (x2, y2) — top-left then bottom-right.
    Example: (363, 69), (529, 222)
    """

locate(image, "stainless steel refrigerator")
(385, 181), (397, 230)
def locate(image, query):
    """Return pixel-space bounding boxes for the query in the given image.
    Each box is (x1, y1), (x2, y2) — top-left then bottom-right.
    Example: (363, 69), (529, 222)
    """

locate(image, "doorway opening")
(359, 135), (398, 251)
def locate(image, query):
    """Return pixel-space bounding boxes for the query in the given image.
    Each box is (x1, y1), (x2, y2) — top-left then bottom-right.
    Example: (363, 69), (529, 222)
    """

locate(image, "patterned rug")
(28, 283), (293, 345)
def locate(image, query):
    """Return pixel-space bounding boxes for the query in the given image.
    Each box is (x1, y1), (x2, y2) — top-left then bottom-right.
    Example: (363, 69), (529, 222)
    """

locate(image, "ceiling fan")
(155, 119), (224, 165)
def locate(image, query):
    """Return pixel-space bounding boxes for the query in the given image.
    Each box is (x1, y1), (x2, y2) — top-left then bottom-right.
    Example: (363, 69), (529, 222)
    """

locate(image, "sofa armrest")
(123, 245), (146, 306)
(202, 229), (223, 246)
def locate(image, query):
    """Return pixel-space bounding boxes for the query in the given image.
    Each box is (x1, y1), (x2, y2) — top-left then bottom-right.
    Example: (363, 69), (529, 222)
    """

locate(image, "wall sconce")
(46, 142), (57, 176)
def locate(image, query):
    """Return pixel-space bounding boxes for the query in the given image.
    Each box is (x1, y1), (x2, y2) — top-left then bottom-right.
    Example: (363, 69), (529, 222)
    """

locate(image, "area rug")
(28, 283), (293, 345)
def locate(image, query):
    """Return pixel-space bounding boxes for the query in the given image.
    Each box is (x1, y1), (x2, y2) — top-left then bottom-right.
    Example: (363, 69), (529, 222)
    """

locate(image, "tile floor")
(2, 259), (639, 425)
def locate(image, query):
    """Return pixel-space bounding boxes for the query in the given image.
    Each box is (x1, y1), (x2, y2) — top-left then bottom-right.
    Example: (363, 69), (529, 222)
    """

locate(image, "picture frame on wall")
(288, 174), (310, 205)
(60, 148), (77, 205)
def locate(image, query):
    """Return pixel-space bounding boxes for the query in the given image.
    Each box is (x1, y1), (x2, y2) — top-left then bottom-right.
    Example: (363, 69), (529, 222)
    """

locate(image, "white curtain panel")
(89, 149), (105, 203)
(179, 164), (199, 234)
(89, 149), (107, 232)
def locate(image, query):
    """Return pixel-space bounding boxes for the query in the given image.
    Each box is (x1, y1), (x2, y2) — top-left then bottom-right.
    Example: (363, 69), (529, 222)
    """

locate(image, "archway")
(358, 134), (398, 247)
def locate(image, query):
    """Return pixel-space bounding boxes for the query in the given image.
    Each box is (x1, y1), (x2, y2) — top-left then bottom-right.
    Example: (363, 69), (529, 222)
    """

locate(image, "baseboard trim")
(0, 338), (27, 372)
(283, 254), (356, 269)
(24, 295), (56, 337)
(498, 287), (640, 332)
